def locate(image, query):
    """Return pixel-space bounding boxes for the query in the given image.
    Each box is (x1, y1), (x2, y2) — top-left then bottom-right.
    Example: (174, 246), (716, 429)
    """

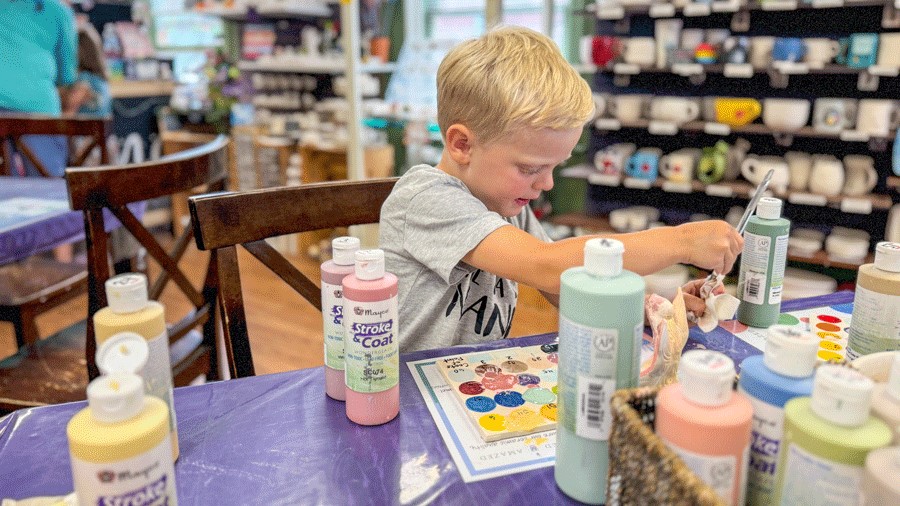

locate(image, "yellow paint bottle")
(67, 373), (177, 505)
(93, 273), (179, 460)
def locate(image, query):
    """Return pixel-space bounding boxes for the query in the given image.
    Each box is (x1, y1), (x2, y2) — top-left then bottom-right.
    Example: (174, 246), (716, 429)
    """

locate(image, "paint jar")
(67, 373), (177, 505)
(342, 249), (400, 425)
(93, 273), (178, 460)
(870, 352), (900, 443)
(555, 238), (644, 504)
(656, 350), (753, 506)
(862, 446), (900, 504)
(775, 365), (893, 504)
(737, 197), (790, 328)
(321, 236), (361, 401)
(737, 325), (817, 506)
(847, 242), (900, 359)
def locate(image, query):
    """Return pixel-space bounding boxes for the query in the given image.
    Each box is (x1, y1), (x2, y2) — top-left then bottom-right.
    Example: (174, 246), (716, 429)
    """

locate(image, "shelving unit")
(237, 60), (396, 74)
(582, 0), (896, 19)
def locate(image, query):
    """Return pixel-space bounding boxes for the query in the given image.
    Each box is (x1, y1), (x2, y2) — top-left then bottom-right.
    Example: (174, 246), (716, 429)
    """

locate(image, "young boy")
(379, 26), (743, 353)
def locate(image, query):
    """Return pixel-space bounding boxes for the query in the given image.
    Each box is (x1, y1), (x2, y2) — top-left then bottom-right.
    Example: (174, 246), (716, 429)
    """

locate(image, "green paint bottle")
(555, 238), (645, 505)
(774, 365), (893, 505)
(737, 197), (790, 328)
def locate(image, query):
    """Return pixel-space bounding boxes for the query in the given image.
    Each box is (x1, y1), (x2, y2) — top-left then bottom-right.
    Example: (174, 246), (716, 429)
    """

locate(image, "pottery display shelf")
(578, 0), (895, 20)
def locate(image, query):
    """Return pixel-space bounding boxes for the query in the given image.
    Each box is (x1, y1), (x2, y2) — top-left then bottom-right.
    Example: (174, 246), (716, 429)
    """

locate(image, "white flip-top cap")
(105, 273), (149, 314)
(755, 197), (782, 220)
(811, 365), (874, 427)
(764, 325), (819, 378)
(874, 242), (900, 273)
(355, 249), (385, 280)
(584, 238), (624, 278)
(87, 373), (145, 423)
(678, 350), (736, 407)
(332, 236), (361, 266)
(96, 332), (149, 376)
(886, 352), (900, 403)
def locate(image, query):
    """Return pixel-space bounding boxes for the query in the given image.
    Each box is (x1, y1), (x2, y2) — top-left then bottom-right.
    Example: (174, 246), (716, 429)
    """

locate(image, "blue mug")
(837, 33), (879, 68)
(772, 38), (806, 63)
(626, 149), (662, 180)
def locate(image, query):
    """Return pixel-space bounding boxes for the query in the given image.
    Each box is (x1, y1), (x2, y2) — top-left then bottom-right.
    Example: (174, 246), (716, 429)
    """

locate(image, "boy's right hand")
(676, 221), (744, 274)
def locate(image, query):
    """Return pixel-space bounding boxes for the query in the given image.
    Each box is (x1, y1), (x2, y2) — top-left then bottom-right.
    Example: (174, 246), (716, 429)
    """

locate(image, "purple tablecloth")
(0, 292), (855, 504)
(0, 176), (145, 264)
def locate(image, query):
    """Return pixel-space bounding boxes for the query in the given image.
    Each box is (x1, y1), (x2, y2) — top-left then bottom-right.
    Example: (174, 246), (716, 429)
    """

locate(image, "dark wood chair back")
(66, 135), (230, 381)
(0, 114), (110, 176)
(189, 178), (397, 379)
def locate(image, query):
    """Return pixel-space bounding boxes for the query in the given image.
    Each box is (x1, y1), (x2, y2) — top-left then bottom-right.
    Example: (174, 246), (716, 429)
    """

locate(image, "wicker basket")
(607, 386), (727, 506)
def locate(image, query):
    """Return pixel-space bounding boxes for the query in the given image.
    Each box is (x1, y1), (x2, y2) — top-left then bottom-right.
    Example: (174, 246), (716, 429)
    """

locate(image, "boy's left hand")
(680, 278), (725, 323)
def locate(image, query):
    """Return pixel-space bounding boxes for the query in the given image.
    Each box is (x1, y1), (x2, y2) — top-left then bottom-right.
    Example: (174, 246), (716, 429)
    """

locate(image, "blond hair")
(437, 26), (593, 145)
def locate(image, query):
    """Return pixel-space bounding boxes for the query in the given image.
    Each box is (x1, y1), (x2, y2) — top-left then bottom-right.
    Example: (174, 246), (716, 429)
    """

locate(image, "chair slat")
(149, 225), (194, 301)
(214, 246), (255, 378)
(244, 240), (322, 308)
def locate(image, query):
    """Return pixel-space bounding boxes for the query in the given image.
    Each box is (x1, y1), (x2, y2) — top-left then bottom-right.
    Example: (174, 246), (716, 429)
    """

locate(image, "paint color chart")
(435, 344), (559, 442)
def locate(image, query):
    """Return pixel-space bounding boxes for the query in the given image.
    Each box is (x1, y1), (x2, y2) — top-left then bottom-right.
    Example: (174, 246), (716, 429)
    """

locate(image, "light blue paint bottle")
(738, 325), (819, 506)
(555, 238), (645, 504)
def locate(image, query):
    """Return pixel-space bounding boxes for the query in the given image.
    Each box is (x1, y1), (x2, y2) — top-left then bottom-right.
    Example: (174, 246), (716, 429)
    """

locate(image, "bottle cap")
(886, 351), (900, 403)
(332, 236), (361, 266)
(87, 373), (145, 423)
(584, 238), (624, 278)
(811, 365), (874, 427)
(764, 325), (819, 378)
(873, 242), (900, 273)
(355, 249), (385, 280)
(678, 350), (736, 407)
(96, 332), (149, 376)
(755, 197), (782, 220)
(105, 273), (149, 314)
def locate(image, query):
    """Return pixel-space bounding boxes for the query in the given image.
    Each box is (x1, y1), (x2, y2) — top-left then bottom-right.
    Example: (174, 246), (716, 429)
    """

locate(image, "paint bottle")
(737, 197), (790, 328)
(847, 242), (900, 359)
(321, 236), (361, 401)
(870, 352), (900, 443)
(93, 273), (178, 460)
(775, 365), (893, 505)
(555, 238), (644, 505)
(342, 249), (399, 425)
(656, 350), (753, 506)
(67, 373), (177, 505)
(737, 325), (818, 506)
(862, 446), (900, 504)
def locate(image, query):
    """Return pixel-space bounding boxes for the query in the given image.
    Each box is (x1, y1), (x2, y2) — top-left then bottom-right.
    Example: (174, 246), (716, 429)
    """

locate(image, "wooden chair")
(0, 114), (110, 349)
(0, 136), (229, 413)
(189, 178), (397, 378)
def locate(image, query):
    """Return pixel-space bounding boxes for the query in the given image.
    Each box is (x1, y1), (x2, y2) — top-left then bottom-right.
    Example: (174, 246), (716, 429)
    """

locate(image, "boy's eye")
(519, 166), (541, 175)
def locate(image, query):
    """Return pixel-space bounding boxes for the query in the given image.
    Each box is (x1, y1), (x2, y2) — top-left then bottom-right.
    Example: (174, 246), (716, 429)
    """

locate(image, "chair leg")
(10, 309), (41, 348)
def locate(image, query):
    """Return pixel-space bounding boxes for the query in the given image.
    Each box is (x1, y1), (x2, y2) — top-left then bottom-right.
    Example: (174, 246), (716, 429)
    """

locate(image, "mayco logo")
(333, 289), (342, 298)
(352, 307), (391, 317)
(98, 470), (116, 483)
(99, 474), (168, 506)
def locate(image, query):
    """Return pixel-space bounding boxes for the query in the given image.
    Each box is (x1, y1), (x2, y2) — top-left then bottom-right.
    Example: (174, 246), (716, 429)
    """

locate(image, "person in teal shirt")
(0, 0), (78, 176)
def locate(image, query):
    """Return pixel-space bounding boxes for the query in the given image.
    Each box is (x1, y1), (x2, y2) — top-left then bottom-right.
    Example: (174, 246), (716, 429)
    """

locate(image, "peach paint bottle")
(342, 249), (399, 425)
(656, 350), (753, 506)
(321, 236), (360, 401)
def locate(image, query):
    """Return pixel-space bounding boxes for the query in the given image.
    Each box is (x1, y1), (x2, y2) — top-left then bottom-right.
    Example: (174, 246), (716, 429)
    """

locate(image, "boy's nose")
(534, 171), (554, 192)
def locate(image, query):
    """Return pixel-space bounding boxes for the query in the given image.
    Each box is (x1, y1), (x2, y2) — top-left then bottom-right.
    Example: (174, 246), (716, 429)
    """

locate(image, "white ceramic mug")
(808, 155), (845, 196)
(594, 143), (637, 176)
(842, 155), (878, 196)
(856, 99), (898, 137)
(813, 98), (858, 133)
(592, 93), (609, 120)
(750, 36), (776, 69)
(804, 38), (841, 68)
(762, 98), (811, 132)
(877, 32), (900, 68)
(655, 18), (683, 69)
(741, 155), (789, 192)
(648, 97), (700, 124)
(887, 204), (900, 243)
(680, 29), (705, 51)
(659, 149), (699, 183)
(784, 151), (813, 191)
(609, 94), (649, 123)
(622, 37), (656, 66)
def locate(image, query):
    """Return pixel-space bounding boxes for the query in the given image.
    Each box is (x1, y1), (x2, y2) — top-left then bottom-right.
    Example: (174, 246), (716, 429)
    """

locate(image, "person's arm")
(55, 1), (79, 112)
(462, 220), (742, 294)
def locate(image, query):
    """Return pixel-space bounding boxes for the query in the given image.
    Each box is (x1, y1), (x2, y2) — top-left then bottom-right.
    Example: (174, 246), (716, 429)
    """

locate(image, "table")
(0, 292), (853, 504)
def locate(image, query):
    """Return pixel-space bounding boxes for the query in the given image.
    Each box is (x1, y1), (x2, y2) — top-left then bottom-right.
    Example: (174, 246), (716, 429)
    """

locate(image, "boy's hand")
(677, 221), (743, 274)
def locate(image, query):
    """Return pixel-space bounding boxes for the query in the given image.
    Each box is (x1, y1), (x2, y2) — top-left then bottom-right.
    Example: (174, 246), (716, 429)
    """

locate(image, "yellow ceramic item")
(714, 98), (762, 127)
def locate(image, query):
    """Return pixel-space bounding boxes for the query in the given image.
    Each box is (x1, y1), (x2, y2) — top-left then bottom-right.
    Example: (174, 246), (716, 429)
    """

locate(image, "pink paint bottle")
(656, 350), (753, 506)
(321, 236), (361, 401)
(342, 249), (399, 425)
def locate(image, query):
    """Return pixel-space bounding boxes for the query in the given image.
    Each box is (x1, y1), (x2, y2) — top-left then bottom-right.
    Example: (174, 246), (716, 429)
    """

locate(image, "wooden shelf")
(238, 60), (395, 75)
(788, 249), (873, 270)
(581, 0), (890, 18)
(591, 63), (890, 77)
(196, 2), (332, 21)
(109, 80), (176, 99)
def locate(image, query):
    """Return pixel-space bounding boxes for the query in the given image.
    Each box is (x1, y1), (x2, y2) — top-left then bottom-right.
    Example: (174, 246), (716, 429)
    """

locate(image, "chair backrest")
(189, 178), (398, 379)
(0, 114), (110, 176)
(65, 135), (230, 380)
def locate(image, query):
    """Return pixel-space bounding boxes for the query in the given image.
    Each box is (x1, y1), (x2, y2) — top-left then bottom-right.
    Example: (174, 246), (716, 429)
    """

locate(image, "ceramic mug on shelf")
(659, 149), (700, 183)
(654, 18), (684, 69)
(593, 35), (623, 67)
(625, 148), (663, 181)
(886, 204), (900, 243)
(750, 36), (776, 69)
(842, 154), (878, 196)
(804, 38), (841, 68)
(784, 151), (813, 192)
(594, 143), (637, 176)
(648, 97), (700, 124)
(697, 142), (729, 184)
(877, 32), (900, 69)
(680, 29), (705, 52)
(724, 138), (751, 182)
(808, 155), (845, 196)
(713, 97), (762, 127)
(762, 98), (811, 132)
(592, 93), (609, 120)
(856, 99), (898, 137)
(741, 155), (789, 192)
(609, 94), (650, 123)
(622, 37), (657, 67)
(772, 37), (806, 63)
(837, 33), (880, 69)
(812, 98), (858, 134)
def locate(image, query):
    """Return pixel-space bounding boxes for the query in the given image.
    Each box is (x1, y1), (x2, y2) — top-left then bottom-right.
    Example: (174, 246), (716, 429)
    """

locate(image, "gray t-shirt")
(379, 164), (550, 353)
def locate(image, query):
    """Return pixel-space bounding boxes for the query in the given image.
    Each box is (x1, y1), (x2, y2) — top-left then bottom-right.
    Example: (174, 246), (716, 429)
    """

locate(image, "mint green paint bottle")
(555, 238), (645, 505)
(738, 197), (790, 328)
(774, 365), (893, 505)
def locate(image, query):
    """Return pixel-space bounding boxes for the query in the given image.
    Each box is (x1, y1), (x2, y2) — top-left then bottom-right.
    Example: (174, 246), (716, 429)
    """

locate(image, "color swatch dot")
(447, 368), (476, 383)
(546, 352), (558, 364)
(466, 353), (495, 364)
(719, 320), (749, 334)
(466, 396), (496, 413)
(474, 364), (501, 376)
(818, 350), (842, 362)
(482, 371), (518, 391)
(817, 314), (842, 324)
(517, 373), (541, 386)
(539, 368), (558, 384)
(816, 322), (841, 333)
(501, 360), (529, 373)
(778, 314), (800, 325)
(830, 303), (854, 314)
(819, 341), (843, 351)
(551, 385), (558, 395)
(479, 414), (506, 432)
(459, 381), (484, 396)
(522, 387), (556, 405)
(818, 331), (841, 340)
(494, 390), (526, 408)
(506, 408), (543, 431)
(540, 403), (558, 421)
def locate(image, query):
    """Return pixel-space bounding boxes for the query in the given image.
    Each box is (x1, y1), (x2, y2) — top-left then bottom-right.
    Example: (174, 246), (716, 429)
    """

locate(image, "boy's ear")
(445, 124), (474, 166)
